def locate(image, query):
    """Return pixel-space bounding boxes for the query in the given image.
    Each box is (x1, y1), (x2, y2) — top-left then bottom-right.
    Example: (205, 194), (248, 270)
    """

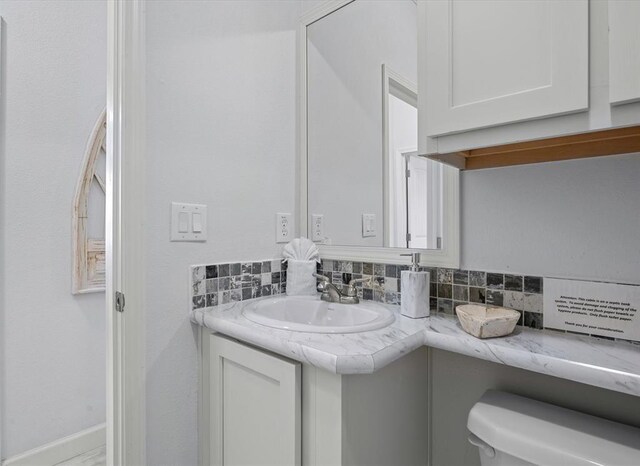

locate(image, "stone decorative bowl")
(455, 304), (521, 339)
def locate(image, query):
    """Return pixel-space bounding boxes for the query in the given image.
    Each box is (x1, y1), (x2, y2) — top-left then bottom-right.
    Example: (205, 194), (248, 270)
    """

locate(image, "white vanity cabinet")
(204, 334), (301, 466)
(419, 0), (640, 160)
(201, 333), (428, 466)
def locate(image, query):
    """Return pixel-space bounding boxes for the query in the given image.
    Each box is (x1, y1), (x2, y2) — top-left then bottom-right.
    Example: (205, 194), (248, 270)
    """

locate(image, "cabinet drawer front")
(210, 334), (301, 466)
(425, 0), (588, 136)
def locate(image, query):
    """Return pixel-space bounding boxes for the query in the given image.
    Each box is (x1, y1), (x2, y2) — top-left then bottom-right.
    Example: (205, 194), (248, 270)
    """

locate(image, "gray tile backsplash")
(191, 259), (287, 310)
(315, 260), (543, 331)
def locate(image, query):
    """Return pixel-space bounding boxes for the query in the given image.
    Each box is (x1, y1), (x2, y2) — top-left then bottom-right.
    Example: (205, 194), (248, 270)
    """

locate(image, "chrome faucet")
(313, 273), (372, 304)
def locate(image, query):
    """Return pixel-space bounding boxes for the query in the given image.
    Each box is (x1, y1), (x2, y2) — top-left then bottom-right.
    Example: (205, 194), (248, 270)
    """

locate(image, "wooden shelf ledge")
(427, 125), (640, 170)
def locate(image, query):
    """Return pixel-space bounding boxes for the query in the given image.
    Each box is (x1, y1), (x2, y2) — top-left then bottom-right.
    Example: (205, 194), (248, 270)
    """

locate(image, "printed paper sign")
(544, 278), (640, 342)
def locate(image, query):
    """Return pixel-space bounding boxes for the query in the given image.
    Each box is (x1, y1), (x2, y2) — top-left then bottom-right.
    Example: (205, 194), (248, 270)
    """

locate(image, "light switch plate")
(362, 213), (376, 237)
(276, 213), (292, 243)
(171, 202), (207, 242)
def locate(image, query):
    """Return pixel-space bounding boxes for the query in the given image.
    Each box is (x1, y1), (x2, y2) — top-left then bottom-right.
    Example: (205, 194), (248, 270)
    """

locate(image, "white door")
(210, 334), (301, 466)
(609, 1), (640, 105)
(406, 153), (441, 250)
(424, 0), (589, 136)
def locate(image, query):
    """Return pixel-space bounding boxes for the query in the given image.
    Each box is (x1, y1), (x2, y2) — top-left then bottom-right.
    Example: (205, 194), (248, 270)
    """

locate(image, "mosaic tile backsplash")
(314, 259), (545, 330)
(191, 257), (629, 340)
(191, 259), (287, 310)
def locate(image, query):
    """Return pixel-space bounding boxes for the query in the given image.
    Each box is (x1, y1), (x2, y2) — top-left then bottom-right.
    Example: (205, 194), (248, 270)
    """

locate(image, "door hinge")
(406, 233), (412, 242)
(437, 236), (442, 249)
(406, 169), (411, 178)
(115, 291), (125, 313)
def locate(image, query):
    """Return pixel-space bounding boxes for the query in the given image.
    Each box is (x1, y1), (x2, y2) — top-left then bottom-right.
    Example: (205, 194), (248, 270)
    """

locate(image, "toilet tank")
(467, 390), (640, 466)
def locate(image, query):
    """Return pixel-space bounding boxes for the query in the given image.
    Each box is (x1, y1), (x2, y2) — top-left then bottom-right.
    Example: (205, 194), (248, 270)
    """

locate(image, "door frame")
(382, 63), (418, 248)
(106, 0), (146, 464)
(388, 148), (416, 249)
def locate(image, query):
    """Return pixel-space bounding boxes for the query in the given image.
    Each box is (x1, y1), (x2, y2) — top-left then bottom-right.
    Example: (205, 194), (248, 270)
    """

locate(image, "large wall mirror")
(300, 0), (459, 266)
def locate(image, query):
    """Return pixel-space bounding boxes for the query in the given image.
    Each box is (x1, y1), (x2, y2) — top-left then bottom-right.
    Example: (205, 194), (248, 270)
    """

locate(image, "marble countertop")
(191, 297), (640, 397)
(424, 315), (640, 397)
(191, 299), (428, 374)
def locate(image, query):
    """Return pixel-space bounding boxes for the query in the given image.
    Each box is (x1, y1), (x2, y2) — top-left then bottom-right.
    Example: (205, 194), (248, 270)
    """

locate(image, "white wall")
(307, 0), (417, 247)
(0, 0), (106, 458)
(461, 153), (640, 284)
(145, 1), (299, 464)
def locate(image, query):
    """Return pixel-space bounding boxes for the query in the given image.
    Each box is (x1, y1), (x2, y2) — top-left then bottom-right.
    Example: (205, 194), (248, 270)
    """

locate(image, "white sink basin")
(243, 296), (395, 333)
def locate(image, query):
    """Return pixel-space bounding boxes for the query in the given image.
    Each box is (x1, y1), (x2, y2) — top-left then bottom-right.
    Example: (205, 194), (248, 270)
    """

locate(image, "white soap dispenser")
(400, 253), (430, 318)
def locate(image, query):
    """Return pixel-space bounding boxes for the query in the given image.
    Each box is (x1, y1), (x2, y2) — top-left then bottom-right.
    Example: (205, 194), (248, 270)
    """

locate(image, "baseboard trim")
(2, 423), (105, 466)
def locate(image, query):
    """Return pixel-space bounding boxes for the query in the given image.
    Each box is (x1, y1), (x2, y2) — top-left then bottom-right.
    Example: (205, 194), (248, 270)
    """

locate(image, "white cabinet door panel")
(425, 0), (589, 136)
(210, 334), (301, 466)
(609, 1), (640, 105)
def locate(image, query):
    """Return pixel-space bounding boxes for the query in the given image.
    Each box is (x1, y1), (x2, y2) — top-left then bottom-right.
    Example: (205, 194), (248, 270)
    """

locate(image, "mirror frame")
(299, 0), (460, 267)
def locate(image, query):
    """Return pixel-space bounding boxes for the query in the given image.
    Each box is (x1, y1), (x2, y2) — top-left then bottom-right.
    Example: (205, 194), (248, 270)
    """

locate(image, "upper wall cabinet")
(425, 0), (588, 137)
(609, 0), (640, 105)
(419, 0), (640, 170)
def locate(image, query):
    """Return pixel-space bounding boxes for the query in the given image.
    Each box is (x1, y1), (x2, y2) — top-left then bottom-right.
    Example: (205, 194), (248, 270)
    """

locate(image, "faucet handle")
(348, 276), (372, 287)
(313, 273), (330, 292)
(345, 276), (374, 297)
(313, 273), (329, 282)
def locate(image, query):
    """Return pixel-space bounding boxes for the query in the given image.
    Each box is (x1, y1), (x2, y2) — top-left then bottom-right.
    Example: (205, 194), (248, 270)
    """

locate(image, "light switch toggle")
(178, 212), (189, 233)
(192, 213), (203, 233)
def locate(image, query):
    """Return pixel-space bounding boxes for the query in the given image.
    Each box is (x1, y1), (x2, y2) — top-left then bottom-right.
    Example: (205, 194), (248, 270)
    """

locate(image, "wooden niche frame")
(72, 110), (107, 294)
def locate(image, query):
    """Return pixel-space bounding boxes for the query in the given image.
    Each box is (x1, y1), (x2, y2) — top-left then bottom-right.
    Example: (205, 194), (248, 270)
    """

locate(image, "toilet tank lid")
(467, 390), (640, 466)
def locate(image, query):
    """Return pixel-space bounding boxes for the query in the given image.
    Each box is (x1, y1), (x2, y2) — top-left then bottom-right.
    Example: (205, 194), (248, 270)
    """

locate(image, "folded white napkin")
(283, 238), (320, 296)
(285, 260), (317, 296)
(282, 237), (320, 263)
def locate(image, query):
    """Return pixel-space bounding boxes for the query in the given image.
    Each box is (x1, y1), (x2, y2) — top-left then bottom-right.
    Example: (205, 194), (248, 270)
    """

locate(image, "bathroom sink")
(243, 296), (395, 333)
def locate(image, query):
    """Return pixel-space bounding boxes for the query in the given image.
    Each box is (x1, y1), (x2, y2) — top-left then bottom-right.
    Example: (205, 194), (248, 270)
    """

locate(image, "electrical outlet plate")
(311, 214), (324, 241)
(171, 202), (207, 242)
(276, 213), (293, 243)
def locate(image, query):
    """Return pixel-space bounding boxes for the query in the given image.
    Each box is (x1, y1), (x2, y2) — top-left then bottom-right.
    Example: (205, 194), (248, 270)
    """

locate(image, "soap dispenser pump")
(400, 253), (430, 318)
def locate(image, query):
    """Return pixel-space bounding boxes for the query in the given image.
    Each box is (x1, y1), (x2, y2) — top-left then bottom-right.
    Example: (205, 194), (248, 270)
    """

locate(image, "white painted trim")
(426, 347), (433, 466)
(299, 0), (460, 268)
(0, 17), (5, 463)
(106, 1), (146, 464)
(198, 326), (211, 466)
(2, 424), (105, 466)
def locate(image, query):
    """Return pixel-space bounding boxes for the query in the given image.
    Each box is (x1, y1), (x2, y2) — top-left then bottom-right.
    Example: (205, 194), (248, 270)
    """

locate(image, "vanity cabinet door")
(209, 334), (301, 466)
(609, 0), (640, 105)
(424, 0), (588, 137)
